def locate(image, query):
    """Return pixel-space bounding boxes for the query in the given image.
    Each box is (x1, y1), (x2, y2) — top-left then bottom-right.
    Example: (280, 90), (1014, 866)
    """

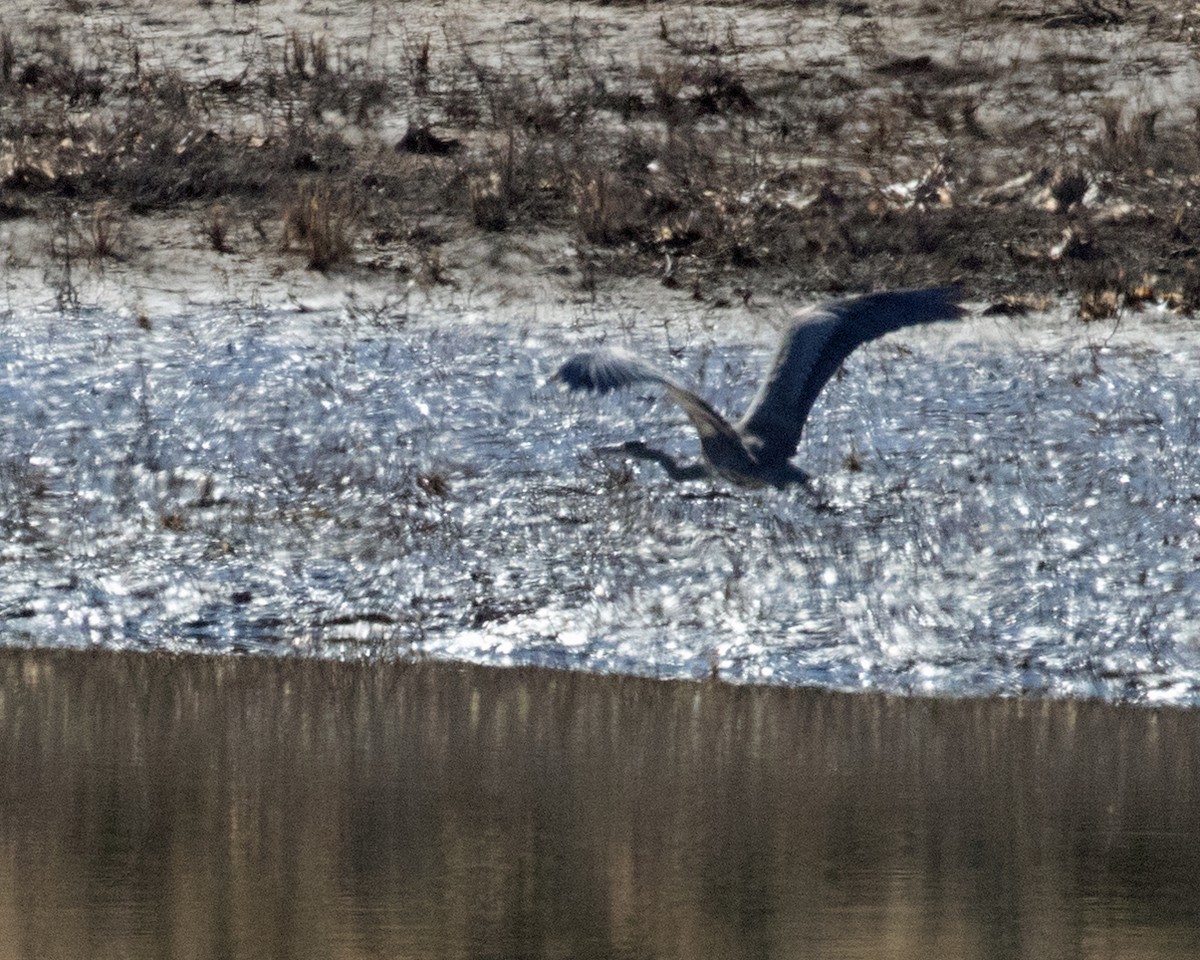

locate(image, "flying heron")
(552, 286), (964, 487)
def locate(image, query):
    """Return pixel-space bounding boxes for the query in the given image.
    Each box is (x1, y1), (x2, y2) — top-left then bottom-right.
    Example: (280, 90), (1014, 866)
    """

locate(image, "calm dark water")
(1, 648), (1198, 960)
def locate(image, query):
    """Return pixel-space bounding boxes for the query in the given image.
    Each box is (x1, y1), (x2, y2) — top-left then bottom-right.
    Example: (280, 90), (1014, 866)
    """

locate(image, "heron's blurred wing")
(736, 286), (964, 468)
(553, 349), (742, 448)
(552, 350), (669, 394)
(661, 385), (744, 449)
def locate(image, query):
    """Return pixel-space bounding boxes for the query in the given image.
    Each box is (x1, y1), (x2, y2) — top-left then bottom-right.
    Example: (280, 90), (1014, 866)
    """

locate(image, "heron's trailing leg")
(594, 441), (711, 482)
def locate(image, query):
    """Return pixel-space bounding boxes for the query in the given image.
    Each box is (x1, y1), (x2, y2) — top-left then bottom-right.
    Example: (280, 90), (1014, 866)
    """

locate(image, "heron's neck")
(628, 445), (710, 482)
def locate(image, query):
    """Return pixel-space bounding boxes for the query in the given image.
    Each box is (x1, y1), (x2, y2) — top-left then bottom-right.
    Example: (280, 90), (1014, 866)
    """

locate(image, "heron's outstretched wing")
(736, 286), (964, 469)
(553, 350), (744, 450)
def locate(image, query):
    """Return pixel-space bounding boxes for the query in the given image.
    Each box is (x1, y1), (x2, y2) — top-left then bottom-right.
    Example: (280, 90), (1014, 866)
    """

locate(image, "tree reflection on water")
(1, 648), (1197, 960)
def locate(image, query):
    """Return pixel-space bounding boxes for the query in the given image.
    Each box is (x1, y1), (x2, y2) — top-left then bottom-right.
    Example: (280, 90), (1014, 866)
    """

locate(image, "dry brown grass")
(0, 30), (14, 84)
(283, 30), (330, 80)
(572, 170), (644, 245)
(199, 205), (235, 254)
(80, 201), (127, 262)
(280, 182), (358, 271)
(1077, 287), (1120, 321)
(468, 172), (510, 232)
(1093, 100), (1160, 172)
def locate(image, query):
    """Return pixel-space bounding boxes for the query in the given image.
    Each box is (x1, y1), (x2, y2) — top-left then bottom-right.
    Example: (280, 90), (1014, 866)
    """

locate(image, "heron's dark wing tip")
(936, 283), (968, 318)
(551, 354), (586, 390)
(865, 285), (967, 331)
(919, 283), (966, 315)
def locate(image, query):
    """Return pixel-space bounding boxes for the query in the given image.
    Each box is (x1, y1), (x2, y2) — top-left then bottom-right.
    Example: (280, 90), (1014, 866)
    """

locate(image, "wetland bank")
(4, 0), (1200, 309)
(2, 0), (1200, 956)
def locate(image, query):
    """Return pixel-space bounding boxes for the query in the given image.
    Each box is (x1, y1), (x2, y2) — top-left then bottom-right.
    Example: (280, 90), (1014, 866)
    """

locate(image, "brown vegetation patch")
(2, 0), (1200, 310)
(281, 182), (358, 271)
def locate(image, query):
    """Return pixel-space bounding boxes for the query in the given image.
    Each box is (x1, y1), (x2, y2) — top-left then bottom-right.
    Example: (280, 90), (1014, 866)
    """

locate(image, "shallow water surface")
(2, 649), (1198, 960)
(1, 303), (1198, 702)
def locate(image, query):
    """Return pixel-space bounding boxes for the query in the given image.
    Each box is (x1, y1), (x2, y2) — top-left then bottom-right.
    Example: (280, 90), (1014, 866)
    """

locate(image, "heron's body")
(552, 287), (964, 487)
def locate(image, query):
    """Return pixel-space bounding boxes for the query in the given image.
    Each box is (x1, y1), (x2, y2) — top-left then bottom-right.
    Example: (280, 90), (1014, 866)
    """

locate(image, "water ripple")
(1, 306), (1198, 704)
